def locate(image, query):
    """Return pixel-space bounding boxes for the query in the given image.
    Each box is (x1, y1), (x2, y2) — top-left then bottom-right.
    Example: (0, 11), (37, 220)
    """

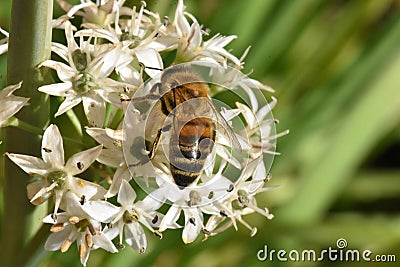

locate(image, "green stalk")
(277, 49), (400, 225)
(1, 1), (53, 266)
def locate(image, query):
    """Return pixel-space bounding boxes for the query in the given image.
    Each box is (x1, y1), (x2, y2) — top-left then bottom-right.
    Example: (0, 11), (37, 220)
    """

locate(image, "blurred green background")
(1, 0), (400, 266)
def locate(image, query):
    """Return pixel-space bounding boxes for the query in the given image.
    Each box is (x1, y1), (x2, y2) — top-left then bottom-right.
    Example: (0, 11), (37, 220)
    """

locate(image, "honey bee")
(131, 64), (240, 188)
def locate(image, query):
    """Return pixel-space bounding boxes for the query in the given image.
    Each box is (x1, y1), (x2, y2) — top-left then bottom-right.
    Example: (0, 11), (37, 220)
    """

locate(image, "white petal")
(188, 22), (202, 50)
(28, 181), (53, 205)
(83, 200), (119, 222)
(75, 28), (119, 44)
(215, 145), (241, 169)
(174, 0), (191, 37)
(69, 177), (107, 200)
(135, 48), (163, 78)
(0, 82), (22, 97)
(125, 223), (147, 253)
(242, 77), (274, 93)
(99, 45), (123, 77)
(38, 82), (74, 97)
(6, 153), (48, 176)
(53, 189), (65, 214)
(220, 108), (241, 122)
(64, 20), (78, 52)
(103, 225), (119, 241)
(159, 205), (181, 231)
(93, 233), (118, 253)
(105, 167), (131, 199)
(0, 44), (7, 55)
(182, 209), (202, 244)
(97, 148), (123, 167)
(39, 60), (76, 82)
(55, 96), (82, 117)
(117, 179), (136, 206)
(140, 189), (166, 211)
(0, 96), (29, 126)
(44, 226), (75, 251)
(27, 180), (50, 200)
(253, 159), (267, 182)
(51, 42), (69, 62)
(117, 65), (142, 85)
(66, 2), (93, 18)
(42, 124), (65, 168)
(240, 83), (259, 111)
(147, 37), (178, 51)
(82, 94), (106, 127)
(236, 102), (256, 129)
(85, 127), (121, 149)
(65, 145), (102, 175)
(43, 212), (66, 224)
(257, 97), (276, 120)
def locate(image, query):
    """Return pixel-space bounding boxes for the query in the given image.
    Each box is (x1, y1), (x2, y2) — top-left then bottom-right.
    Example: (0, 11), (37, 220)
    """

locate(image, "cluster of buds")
(2, 0), (288, 265)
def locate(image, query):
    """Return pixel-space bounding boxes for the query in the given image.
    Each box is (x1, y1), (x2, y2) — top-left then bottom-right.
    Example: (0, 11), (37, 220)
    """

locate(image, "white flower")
(203, 159), (276, 239)
(153, 166), (235, 244)
(6, 124), (105, 212)
(38, 21), (132, 126)
(74, 2), (165, 84)
(0, 27), (8, 55)
(171, 0), (240, 66)
(86, 127), (131, 198)
(43, 192), (117, 266)
(236, 100), (289, 158)
(0, 82), (29, 127)
(98, 180), (162, 252)
(56, 0), (124, 26)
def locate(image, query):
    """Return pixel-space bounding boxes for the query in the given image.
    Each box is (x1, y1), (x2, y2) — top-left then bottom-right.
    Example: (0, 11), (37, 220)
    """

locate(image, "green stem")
(7, 117), (86, 146)
(2, 1), (53, 266)
(109, 108), (124, 129)
(6, 117), (43, 135)
(65, 108), (83, 137)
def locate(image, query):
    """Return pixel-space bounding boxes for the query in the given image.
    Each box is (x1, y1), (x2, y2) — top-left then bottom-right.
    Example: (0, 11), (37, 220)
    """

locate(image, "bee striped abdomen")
(170, 118), (216, 188)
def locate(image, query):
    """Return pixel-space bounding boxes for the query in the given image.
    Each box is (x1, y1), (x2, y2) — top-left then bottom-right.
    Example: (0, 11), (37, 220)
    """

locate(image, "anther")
(80, 195), (86, 205)
(152, 215), (159, 224)
(154, 230), (163, 239)
(227, 184), (234, 192)
(85, 233), (93, 248)
(77, 162), (84, 170)
(50, 223), (65, 232)
(88, 223), (96, 236)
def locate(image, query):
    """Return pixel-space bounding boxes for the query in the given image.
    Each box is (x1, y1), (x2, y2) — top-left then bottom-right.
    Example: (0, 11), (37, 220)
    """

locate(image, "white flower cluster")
(3, 0), (288, 265)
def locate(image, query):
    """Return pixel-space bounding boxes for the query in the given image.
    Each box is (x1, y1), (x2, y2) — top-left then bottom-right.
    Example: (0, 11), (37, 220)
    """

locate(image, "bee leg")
(147, 124), (172, 159)
(135, 82), (162, 102)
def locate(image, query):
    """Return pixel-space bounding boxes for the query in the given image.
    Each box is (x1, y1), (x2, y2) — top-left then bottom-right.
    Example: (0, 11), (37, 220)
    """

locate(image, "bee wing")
(205, 99), (242, 151)
(131, 95), (170, 154)
(145, 101), (167, 134)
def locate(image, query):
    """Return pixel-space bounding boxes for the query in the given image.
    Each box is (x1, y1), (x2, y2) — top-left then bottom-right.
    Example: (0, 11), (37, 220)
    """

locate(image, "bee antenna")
(139, 62), (163, 72)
